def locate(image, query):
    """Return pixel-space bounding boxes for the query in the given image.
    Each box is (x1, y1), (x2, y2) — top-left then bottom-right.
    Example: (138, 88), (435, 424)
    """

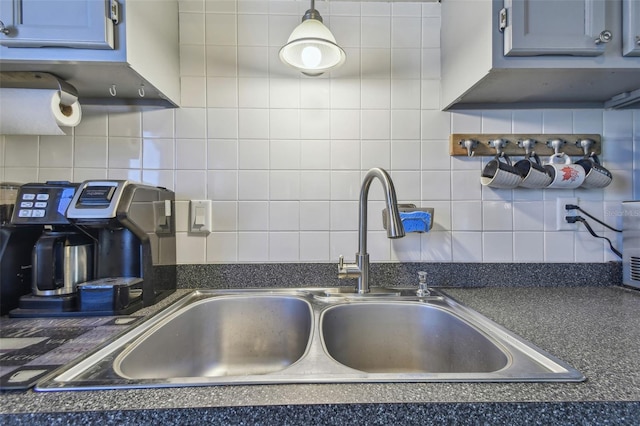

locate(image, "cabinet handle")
(636, 36), (640, 46)
(0, 20), (10, 35)
(594, 30), (612, 45)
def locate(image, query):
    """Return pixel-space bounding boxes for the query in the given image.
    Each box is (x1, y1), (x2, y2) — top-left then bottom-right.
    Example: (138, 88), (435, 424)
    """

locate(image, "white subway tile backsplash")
(483, 201), (514, 231)
(207, 232), (238, 263)
(5, 136), (37, 167)
(39, 136), (73, 168)
(210, 201), (237, 231)
(207, 77), (238, 108)
(361, 79), (391, 110)
(391, 110), (421, 140)
(269, 201), (299, 231)
(269, 170), (300, 199)
(239, 139), (269, 169)
(392, 49), (421, 79)
(208, 139), (238, 170)
(300, 170), (331, 200)
(482, 232), (513, 262)
(175, 170), (207, 200)
(361, 50), (391, 79)
(300, 201), (331, 230)
(513, 232), (544, 263)
(361, 16), (391, 48)
(108, 138), (141, 169)
(362, 139), (391, 169)
(142, 169), (174, 189)
(420, 231), (452, 262)
(179, 12), (205, 45)
(270, 109), (300, 140)
(144, 138), (175, 170)
(3, 2), (636, 266)
(207, 108), (239, 139)
(238, 232), (269, 262)
(452, 232), (482, 262)
(108, 111), (141, 138)
(73, 167), (107, 182)
(238, 170), (269, 200)
(207, 170), (238, 200)
(269, 232), (299, 261)
(75, 107), (108, 136)
(176, 108), (207, 139)
(300, 232), (330, 261)
(142, 109), (175, 138)
(39, 167), (72, 182)
(238, 201), (269, 230)
(300, 109), (331, 140)
(179, 44), (206, 77)
(239, 109), (270, 139)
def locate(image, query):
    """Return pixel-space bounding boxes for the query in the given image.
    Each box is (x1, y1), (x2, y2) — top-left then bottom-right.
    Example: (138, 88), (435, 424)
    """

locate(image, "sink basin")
(321, 303), (508, 373)
(35, 288), (584, 391)
(114, 295), (313, 379)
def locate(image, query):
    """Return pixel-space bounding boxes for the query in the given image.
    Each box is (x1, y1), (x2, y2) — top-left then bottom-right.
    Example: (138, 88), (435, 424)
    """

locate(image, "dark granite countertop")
(1, 286), (639, 425)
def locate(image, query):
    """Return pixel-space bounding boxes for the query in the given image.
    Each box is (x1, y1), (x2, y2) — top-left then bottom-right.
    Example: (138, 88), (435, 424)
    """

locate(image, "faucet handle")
(338, 255), (360, 279)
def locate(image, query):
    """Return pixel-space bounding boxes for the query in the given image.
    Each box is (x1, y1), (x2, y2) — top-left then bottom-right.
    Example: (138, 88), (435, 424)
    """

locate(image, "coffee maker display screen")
(77, 186), (116, 206)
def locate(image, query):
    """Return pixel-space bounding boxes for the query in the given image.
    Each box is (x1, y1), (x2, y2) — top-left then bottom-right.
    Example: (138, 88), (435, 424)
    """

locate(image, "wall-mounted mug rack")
(449, 134), (601, 157)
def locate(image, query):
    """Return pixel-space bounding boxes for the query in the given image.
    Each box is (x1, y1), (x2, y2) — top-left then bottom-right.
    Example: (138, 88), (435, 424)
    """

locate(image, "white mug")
(544, 154), (585, 189)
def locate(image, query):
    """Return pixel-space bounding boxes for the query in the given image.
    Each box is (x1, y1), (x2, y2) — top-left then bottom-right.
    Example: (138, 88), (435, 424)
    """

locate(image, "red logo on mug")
(561, 166), (580, 182)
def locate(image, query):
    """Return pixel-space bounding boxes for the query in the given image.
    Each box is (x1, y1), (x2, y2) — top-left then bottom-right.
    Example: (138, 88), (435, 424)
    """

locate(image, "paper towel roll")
(0, 88), (82, 135)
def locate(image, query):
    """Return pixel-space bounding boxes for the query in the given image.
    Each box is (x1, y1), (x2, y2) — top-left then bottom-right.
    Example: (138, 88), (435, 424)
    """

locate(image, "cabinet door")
(504, 0), (608, 56)
(623, 0), (640, 56)
(0, 0), (114, 49)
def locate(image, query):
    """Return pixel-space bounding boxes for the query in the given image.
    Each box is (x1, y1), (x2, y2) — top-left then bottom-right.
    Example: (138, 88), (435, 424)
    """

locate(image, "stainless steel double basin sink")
(36, 288), (584, 391)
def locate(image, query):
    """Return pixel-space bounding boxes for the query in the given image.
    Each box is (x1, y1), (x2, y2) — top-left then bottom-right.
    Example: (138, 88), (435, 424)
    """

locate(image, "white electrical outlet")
(556, 197), (578, 231)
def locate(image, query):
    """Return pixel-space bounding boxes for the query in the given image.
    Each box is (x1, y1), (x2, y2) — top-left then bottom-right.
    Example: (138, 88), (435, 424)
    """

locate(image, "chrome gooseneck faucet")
(338, 168), (405, 294)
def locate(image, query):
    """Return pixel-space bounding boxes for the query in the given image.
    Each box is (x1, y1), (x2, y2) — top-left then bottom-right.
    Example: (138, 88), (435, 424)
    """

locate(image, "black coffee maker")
(9, 180), (176, 317)
(0, 183), (43, 315)
(7, 181), (88, 316)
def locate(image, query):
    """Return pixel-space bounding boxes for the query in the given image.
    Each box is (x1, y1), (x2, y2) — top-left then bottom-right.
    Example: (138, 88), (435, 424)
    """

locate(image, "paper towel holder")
(0, 71), (79, 106)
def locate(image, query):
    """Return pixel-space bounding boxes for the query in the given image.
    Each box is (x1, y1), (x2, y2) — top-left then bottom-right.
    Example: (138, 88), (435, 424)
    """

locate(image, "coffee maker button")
(18, 209), (32, 217)
(22, 193), (36, 200)
(32, 210), (46, 218)
(20, 201), (34, 208)
(34, 202), (47, 208)
(36, 193), (49, 201)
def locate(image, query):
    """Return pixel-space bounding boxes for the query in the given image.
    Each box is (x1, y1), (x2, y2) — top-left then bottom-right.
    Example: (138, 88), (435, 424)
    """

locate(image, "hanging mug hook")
(547, 138), (566, 155)
(576, 138), (595, 157)
(518, 138), (537, 157)
(459, 139), (478, 157)
(109, 84), (117, 97)
(489, 138), (508, 156)
(138, 84), (145, 98)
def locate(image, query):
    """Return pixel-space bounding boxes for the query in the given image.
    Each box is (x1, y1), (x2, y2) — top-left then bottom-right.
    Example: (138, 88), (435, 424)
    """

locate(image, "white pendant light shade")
(279, 14), (346, 76)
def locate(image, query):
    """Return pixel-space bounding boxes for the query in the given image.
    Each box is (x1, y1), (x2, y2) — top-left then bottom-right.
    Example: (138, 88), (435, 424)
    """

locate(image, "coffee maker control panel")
(11, 182), (79, 225)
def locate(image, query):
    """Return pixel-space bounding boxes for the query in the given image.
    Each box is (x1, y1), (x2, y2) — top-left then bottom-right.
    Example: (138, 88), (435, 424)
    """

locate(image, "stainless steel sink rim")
(35, 288), (585, 391)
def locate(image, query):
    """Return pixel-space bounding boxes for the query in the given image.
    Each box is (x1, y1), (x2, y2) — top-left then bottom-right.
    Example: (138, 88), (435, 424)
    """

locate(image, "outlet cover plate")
(556, 197), (578, 231)
(189, 200), (212, 234)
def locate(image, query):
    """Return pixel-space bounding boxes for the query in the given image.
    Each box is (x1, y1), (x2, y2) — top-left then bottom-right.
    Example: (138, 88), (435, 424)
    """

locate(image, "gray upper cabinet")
(0, 0), (179, 107)
(503, 0), (607, 56)
(441, 0), (640, 110)
(0, 0), (115, 49)
(623, 0), (640, 56)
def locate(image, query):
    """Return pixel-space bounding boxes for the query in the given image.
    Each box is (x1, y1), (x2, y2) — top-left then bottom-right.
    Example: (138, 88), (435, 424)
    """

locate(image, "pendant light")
(279, 0), (346, 76)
